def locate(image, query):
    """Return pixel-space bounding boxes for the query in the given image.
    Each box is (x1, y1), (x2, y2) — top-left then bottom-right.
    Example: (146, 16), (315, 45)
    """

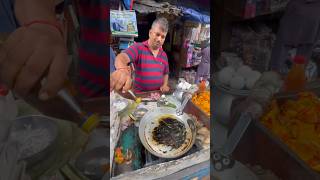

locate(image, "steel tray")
(230, 90), (320, 180)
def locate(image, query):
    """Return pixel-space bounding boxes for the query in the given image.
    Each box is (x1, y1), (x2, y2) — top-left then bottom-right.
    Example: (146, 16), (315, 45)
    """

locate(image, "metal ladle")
(128, 90), (144, 104)
(57, 89), (83, 115)
(218, 112), (253, 156)
(128, 90), (137, 100)
(176, 92), (193, 116)
(41, 78), (86, 119)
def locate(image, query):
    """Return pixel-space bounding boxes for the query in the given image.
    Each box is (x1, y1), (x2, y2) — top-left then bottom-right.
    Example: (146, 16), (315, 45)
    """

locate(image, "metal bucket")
(214, 81), (250, 125)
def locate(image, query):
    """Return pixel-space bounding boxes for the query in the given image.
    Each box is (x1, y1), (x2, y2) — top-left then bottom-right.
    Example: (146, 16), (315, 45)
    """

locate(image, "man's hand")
(110, 69), (132, 92)
(0, 23), (69, 100)
(160, 84), (170, 93)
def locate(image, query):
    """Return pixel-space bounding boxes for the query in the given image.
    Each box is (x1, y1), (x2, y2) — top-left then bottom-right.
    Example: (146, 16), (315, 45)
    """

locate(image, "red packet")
(0, 84), (8, 96)
(244, 0), (256, 19)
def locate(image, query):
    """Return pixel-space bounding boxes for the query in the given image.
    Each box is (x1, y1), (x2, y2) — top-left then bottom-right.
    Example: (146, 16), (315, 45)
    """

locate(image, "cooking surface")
(111, 91), (210, 179)
(139, 107), (196, 159)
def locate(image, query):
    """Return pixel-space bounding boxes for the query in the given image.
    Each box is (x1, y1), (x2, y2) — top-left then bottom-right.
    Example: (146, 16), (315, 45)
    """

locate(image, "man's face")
(149, 24), (167, 50)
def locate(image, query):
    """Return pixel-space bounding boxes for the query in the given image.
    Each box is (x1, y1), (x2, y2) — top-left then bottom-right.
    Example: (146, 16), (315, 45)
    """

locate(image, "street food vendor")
(110, 17), (170, 93)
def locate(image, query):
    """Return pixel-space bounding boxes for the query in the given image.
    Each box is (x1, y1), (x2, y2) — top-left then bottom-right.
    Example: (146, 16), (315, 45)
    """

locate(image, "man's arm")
(163, 74), (169, 86)
(160, 57), (170, 92)
(110, 52), (133, 92)
(160, 74), (170, 92)
(110, 42), (140, 92)
(114, 52), (131, 70)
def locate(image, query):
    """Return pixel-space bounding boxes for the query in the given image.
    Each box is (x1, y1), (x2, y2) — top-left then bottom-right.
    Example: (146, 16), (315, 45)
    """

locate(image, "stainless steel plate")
(139, 107), (196, 158)
(111, 99), (129, 113)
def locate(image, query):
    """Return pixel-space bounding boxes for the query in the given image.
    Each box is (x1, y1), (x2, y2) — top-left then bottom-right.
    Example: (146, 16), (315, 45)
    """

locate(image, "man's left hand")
(160, 84), (170, 93)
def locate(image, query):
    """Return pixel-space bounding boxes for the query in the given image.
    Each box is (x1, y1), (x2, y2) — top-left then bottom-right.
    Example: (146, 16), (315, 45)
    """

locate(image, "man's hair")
(151, 17), (169, 33)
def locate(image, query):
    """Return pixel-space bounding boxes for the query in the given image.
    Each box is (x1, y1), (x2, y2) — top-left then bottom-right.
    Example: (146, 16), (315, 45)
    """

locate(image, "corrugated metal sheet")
(154, 0), (210, 13)
(133, 0), (182, 16)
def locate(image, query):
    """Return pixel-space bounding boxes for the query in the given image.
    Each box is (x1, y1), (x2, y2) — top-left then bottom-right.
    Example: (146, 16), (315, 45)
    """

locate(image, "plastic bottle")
(57, 88), (100, 133)
(284, 55), (307, 92)
(198, 77), (206, 92)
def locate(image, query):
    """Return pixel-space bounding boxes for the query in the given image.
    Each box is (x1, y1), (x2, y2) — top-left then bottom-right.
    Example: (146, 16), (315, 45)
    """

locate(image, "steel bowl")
(111, 99), (129, 113)
(75, 146), (109, 180)
(9, 115), (58, 167)
(139, 107), (196, 158)
(130, 108), (148, 121)
(213, 79), (250, 126)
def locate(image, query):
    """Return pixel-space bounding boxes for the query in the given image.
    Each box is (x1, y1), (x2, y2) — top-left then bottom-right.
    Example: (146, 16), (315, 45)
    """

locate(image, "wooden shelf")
(183, 63), (200, 69)
(225, 7), (285, 22)
(214, 0), (286, 59)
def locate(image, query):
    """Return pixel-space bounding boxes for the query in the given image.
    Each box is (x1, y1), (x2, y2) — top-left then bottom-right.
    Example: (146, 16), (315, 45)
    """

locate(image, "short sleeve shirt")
(123, 40), (169, 92)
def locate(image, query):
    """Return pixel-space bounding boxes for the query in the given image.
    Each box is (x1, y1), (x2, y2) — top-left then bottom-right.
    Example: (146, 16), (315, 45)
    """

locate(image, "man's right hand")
(0, 23), (69, 100)
(110, 69), (132, 92)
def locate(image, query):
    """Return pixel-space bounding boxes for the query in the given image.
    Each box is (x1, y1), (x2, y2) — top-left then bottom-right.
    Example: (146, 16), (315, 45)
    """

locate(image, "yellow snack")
(191, 91), (210, 116)
(260, 92), (320, 172)
(115, 147), (125, 164)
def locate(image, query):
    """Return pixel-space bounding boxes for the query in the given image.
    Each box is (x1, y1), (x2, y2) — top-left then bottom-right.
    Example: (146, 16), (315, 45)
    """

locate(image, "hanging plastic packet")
(0, 84), (30, 179)
(305, 60), (317, 81)
(0, 85), (17, 121)
(0, 84), (17, 142)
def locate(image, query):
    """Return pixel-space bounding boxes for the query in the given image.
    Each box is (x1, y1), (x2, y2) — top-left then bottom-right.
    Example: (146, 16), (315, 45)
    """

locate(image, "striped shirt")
(124, 40), (169, 92)
(76, 0), (108, 98)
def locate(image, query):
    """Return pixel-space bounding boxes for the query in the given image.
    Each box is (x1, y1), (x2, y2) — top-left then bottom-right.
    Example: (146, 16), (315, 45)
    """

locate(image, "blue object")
(182, 167), (210, 180)
(119, 41), (132, 50)
(179, 7), (210, 24)
(112, 22), (124, 31)
(110, 47), (116, 73)
(122, 0), (133, 10)
(0, 0), (18, 33)
(114, 125), (143, 175)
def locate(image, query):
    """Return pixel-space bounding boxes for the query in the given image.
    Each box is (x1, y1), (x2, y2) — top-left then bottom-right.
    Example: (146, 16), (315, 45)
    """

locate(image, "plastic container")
(0, 84), (17, 141)
(284, 55), (307, 92)
(0, 85), (17, 121)
(198, 79), (206, 92)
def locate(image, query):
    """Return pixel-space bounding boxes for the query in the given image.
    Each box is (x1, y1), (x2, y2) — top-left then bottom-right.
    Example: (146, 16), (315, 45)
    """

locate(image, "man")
(0, 0), (108, 100)
(110, 17), (170, 93)
(195, 40), (210, 83)
(270, 0), (320, 74)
